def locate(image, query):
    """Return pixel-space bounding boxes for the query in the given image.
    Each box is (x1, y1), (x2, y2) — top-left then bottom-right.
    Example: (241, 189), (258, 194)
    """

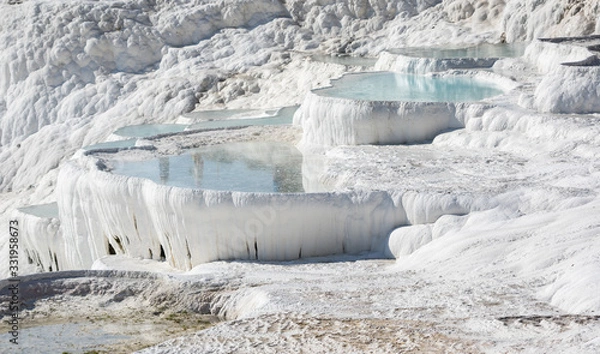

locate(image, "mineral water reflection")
(185, 106), (298, 130)
(111, 142), (305, 193)
(317, 72), (504, 102)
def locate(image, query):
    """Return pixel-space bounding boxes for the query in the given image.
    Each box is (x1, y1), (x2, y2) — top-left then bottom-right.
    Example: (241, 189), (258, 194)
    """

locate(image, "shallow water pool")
(316, 72), (504, 102)
(113, 124), (186, 138)
(182, 108), (278, 122)
(83, 138), (137, 151)
(111, 142), (305, 193)
(187, 106), (298, 130)
(0, 322), (127, 354)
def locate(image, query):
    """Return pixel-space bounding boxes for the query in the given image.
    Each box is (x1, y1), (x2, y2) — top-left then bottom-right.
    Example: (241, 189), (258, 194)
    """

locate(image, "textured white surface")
(56, 157), (406, 270)
(535, 65), (600, 114)
(375, 51), (497, 73)
(14, 208), (63, 272)
(57, 151), (490, 270)
(293, 71), (515, 146)
(294, 91), (459, 146)
(1, 0), (598, 194)
(1, 0), (600, 352)
(523, 39), (595, 74)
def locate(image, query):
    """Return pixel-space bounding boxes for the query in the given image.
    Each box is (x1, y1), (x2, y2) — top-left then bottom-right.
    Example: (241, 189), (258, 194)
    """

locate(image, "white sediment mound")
(294, 92), (460, 146)
(522, 39), (595, 73)
(2, 0), (600, 352)
(375, 51), (497, 74)
(1, 0), (598, 194)
(14, 207), (63, 272)
(535, 63), (600, 114)
(504, 37), (600, 114)
(293, 71), (514, 146)
(55, 150), (488, 270)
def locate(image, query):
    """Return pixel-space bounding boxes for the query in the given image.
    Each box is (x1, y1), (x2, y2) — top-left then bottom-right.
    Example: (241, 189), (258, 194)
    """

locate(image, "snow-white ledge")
(294, 71), (514, 147)
(44, 150), (483, 271)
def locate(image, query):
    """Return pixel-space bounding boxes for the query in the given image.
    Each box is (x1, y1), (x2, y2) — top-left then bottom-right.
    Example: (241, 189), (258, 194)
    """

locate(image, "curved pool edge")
(49, 154), (483, 271)
(293, 70), (517, 147)
(294, 91), (460, 146)
(375, 51), (498, 74)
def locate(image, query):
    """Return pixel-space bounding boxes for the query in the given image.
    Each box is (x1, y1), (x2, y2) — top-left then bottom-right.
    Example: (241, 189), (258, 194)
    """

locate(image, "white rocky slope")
(1, 0), (600, 353)
(1, 0), (598, 196)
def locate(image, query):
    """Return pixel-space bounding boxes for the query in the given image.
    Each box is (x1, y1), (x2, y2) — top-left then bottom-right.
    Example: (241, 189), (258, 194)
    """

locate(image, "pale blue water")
(0, 323), (128, 354)
(111, 142), (304, 193)
(83, 138), (137, 151)
(187, 106), (298, 130)
(182, 108), (277, 121)
(316, 72), (504, 102)
(389, 42), (528, 58)
(18, 203), (59, 218)
(113, 124), (186, 138)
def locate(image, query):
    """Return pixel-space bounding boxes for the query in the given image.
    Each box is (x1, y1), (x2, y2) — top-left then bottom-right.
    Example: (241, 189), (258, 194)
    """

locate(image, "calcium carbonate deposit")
(2, 0), (600, 353)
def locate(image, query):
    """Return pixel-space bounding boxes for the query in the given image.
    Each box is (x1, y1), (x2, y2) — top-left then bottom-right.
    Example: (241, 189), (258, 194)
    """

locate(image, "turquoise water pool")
(83, 138), (137, 151)
(110, 142), (305, 193)
(182, 108), (278, 122)
(187, 106), (298, 130)
(315, 72), (504, 102)
(113, 124), (187, 138)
